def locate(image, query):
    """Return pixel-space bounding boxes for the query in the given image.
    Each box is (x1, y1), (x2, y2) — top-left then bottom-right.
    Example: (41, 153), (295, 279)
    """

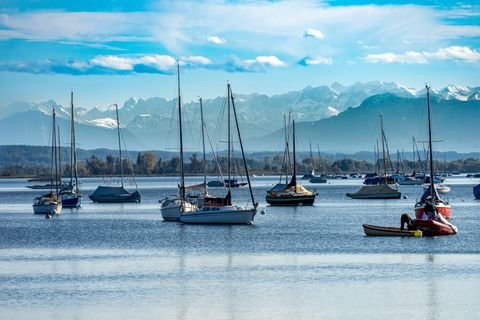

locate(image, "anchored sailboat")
(179, 83), (258, 224)
(89, 103), (140, 203)
(60, 91), (82, 208)
(160, 62), (196, 221)
(346, 115), (401, 199)
(33, 108), (62, 216)
(414, 85), (451, 219)
(266, 119), (316, 206)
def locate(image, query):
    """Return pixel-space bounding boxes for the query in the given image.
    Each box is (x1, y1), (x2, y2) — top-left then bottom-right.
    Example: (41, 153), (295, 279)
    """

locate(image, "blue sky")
(0, 0), (479, 109)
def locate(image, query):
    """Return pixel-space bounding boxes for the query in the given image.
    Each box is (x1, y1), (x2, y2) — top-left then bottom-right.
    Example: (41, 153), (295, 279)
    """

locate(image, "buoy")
(260, 210), (266, 215)
(403, 195), (408, 199)
(413, 230), (423, 237)
(46, 214), (52, 220)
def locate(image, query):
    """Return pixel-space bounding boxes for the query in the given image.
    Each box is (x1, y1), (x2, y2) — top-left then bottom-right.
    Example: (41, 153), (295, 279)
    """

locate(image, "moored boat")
(347, 115), (401, 200)
(89, 103), (140, 203)
(413, 85), (451, 220)
(346, 184), (401, 199)
(179, 83), (258, 225)
(33, 108), (62, 216)
(61, 91), (82, 208)
(363, 224), (422, 237)
(474, 184), (480, 200)
(266, 120), (316, 206)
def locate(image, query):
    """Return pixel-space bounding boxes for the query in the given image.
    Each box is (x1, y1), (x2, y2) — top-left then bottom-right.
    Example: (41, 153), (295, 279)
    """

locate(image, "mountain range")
(0, 81), (479, 152)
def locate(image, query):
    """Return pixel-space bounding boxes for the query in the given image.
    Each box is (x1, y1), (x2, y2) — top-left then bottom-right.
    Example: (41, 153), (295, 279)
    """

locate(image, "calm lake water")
(1, 176), (479, 320)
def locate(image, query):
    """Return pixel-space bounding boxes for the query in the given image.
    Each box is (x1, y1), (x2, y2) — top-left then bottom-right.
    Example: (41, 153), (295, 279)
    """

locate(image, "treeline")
(2, 151), (480, 177)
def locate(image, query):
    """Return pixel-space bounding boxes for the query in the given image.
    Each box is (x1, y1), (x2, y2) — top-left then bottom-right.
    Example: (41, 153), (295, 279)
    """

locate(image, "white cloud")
(207, 35), (226, 45)
(299, 56), (333, 65)
(254, 56), (286, 67)
(303, 28), (325, 39)
(365, 46), (480, 64)
(226, 55), (286, 72)
(180, 55), (212, 66)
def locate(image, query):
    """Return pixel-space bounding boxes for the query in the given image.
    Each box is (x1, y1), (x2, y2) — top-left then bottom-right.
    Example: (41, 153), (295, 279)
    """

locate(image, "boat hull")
(179, 208), (256, 225)
(89, 187), (140, 203)
(362, 224), (422, 237)
(410, 219), (457, 236)
(346, 184), (401, 199)
(61, 195), (82, 208)
(474, 184), (480, 200)
(414, 202), (451, 220)
(33, 202), (62, 215)
(160, 199), (196, 221)
(266, 195), (315, 206)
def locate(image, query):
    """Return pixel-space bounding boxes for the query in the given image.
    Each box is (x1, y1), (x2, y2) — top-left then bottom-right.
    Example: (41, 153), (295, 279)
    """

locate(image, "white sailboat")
(179, 83), (258, 225)
(33, 108), (62, 216)
(160, 62), (197, 221)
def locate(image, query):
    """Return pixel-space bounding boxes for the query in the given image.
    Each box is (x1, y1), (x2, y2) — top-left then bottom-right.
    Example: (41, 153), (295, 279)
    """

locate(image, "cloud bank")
(0, 54), (285, 75)
(365, 46), (480, 64)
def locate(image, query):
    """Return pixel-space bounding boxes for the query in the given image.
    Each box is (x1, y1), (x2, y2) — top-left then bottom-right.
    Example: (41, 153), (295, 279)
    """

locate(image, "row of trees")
(2, 151), (480, 177)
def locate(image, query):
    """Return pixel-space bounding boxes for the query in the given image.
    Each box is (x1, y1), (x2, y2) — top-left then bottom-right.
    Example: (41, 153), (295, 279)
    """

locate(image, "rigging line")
(204, 115), (225, 181)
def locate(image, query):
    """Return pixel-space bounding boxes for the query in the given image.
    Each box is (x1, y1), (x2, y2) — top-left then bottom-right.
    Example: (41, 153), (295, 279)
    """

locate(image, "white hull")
(33, 201), (62, 215)
(422, 183), (451, 194)
(179, 206), (256, 225)
(160, 199), (196, 221)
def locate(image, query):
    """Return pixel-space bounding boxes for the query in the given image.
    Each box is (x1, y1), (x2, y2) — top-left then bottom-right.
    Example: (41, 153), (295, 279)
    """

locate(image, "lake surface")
(1, 176), (479, 320)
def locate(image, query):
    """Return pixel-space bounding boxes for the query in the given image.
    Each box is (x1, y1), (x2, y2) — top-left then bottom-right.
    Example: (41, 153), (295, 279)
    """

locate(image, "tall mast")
(114, 103), (124, 188)
(227, 83), (231, 193)
(52, 108), (59, 196)
(177, 62), (185, 200)
(290, 120), (297, 187)
(380, 115), (388, 184)
(309, 140), (314, 173)
(230, 86), (256, 208)
(199, 97), (207, 194)
(50, 108), (55, 193)
(70, 91), (79, 192)
(426, 85), (435, 197)
(58, 126), (62, 184)
(70, 91), (74, 187)
(284, 114), (289, 184)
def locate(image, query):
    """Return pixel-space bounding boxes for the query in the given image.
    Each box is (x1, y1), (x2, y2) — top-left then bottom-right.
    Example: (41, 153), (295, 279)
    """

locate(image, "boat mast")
(52, 108), (59, 196)
(380, 115), (388, 184)
(58, 126), (62, 185)
(230, 85), (256, 208)
(290, 120), (297, 188)
(426, 85), (435, 198)
(309, 140), (314, 173)
(199, 97), (207, 194)
(114, 103), (124, 188)
(227, 83), (231, 193)
(177, 62), (185, 200)
(284, 114), (289, 184)
(70, 91), (79, 193)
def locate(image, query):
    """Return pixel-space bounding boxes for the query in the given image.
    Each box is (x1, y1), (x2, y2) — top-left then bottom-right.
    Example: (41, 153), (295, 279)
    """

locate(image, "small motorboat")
(401, 212), (457, 236)
(363, 224), (423, 237)
(422, 183), (450, 194)
(474, 184), (480, 200)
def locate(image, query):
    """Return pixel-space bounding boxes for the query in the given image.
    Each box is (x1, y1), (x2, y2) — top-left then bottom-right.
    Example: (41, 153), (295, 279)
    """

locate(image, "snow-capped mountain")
(1, 81), (478, 151)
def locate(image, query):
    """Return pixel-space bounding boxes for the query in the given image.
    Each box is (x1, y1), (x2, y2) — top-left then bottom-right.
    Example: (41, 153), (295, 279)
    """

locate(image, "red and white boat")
(414, 85), (452, 221)
(409, 218), (457, 237)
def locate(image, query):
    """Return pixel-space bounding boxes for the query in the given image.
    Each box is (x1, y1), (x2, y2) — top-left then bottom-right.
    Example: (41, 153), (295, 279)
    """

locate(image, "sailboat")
(160, 62), (196, 221)
(89, 103), (141, 203)
(413, 85), (451, 219)
(266, 120), (316, 206)
(60, 91), (82, 208)
(346, 115), (401, 199)
(33, 108), (62, 216)
(310, 144), (327, 184)
(474, 184), (480, 200)
(178, 83), (258, 224)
